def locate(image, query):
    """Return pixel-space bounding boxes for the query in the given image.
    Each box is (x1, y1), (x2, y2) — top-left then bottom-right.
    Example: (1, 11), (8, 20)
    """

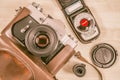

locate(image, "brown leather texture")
(0, 51), (34, 80)
(47, 45), (75, 75)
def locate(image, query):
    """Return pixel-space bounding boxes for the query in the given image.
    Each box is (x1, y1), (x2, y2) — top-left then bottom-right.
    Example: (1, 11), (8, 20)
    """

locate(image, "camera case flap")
(0, 2), (77, 80)
(0, 39), (34, 80)
(0, 35), (55, 80)
(47, 45), (75, 75)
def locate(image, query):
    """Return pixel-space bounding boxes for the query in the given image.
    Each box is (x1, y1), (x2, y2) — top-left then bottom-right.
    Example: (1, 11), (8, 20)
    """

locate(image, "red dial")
(80, 18), (89, 27)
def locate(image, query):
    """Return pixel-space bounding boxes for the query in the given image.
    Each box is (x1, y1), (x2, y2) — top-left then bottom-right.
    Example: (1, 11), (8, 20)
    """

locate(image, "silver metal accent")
(32, 2), (43, 12)
(28, 20), (32, 24)
(27, 5), (47, 24)
(61, 34), (77, 48)
(27, 3), (77, 49)
(20, 25), (30, 33)
(74, 12), (95, 34)
(81, 27), (99, 40)
(74, 12), (99, 40)
(15, 7), (22, 12)
(65, 1), (83, 15)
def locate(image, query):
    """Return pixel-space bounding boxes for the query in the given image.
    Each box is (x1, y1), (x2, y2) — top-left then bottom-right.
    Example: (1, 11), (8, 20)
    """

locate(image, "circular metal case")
(91, 43), (117, 68)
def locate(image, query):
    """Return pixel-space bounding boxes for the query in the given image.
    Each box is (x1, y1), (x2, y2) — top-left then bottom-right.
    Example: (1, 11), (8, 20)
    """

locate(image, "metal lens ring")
(73, 64), (86, 77)
(74, 12), (95, 34)
(25, 25), (58, 57)
(91, 43), (117, 68)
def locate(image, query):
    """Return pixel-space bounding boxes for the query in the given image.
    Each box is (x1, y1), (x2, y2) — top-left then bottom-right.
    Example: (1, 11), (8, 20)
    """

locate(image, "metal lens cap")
(73, 64), (86, 77)
(91, 43), (117, 68)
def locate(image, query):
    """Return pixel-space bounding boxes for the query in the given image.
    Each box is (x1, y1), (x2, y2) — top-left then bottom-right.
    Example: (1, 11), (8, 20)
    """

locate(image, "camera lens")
(35, 35), (49, 48)
(25, 25), (58, 57)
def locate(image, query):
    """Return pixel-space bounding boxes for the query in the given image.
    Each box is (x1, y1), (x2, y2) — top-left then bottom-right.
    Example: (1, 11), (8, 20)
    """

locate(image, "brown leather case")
(0, 7), (75, 80)
(47, 45), (75, 75)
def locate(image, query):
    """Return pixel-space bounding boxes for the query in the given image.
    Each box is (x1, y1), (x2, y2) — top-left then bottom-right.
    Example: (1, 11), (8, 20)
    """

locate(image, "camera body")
(57, 0), (100, 43)
(0, 3), (76, 80)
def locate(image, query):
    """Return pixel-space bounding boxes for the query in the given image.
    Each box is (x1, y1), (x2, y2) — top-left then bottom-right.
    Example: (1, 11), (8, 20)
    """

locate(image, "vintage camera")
(57, 0), (100, 43)
(0, 2), (77, 80)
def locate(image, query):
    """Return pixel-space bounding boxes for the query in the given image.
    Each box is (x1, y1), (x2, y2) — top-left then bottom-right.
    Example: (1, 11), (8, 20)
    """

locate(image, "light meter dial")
(74, 12), (95, 33)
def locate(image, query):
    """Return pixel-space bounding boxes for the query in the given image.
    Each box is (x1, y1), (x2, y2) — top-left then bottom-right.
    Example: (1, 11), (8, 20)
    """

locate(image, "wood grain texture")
(0, 0), (120, 80)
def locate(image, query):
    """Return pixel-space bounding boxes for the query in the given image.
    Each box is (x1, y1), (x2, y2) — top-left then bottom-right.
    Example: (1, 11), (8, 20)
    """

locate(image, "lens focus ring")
(25, 25), (58, 57)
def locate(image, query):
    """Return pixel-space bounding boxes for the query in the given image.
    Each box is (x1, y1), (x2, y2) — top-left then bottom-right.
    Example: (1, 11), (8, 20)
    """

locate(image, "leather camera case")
(0, 7), (75, 80)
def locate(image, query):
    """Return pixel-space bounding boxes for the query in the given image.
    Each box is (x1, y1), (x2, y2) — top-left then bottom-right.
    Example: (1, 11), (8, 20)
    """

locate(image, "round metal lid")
(91, 43), (117, 68)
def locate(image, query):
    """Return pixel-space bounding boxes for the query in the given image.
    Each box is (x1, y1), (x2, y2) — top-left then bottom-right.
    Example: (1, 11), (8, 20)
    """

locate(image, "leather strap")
(75, 51), (103, 80)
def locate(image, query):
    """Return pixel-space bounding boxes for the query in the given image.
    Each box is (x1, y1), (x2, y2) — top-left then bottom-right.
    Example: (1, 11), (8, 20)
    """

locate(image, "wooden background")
(0, 0), (120, 80)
